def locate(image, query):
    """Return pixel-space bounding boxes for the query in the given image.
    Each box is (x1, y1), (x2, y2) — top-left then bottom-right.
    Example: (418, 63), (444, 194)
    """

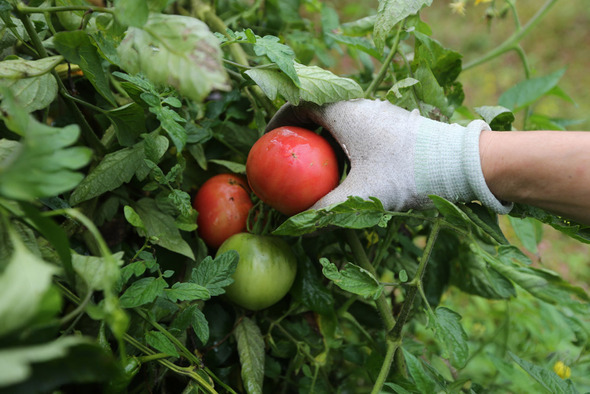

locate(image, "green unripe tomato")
(216, 233), (297, 311)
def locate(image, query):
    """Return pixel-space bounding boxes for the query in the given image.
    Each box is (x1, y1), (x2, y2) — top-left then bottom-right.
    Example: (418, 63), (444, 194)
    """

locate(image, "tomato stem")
(364, 22), (405, 99)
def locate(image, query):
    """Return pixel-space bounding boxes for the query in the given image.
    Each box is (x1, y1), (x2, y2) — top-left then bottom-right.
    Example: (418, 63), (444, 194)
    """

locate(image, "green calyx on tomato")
(246, 126), (339, 216)
(193, 173), (253, 248)
(216, 233), (297, 311)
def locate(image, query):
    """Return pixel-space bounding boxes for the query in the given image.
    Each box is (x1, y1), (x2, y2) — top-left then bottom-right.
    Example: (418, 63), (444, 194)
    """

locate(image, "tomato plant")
(0, 1), (588, 393)
(216, 233), (297, 311)
(193, 173), (253, 248)
(246, 126), (340, 215)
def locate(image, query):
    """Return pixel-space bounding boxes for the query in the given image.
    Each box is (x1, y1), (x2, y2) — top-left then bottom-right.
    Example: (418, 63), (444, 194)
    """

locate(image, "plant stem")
(344, 229), (395, 332)
(370, 339), (400, 394)
(462, 0), (558, 71)
(364, 22), (404, 98)
(17, 4), (114, 15)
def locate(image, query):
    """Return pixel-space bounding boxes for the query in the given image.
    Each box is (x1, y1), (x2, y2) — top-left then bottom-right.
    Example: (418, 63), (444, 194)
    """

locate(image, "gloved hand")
(265, 99), (513, 214)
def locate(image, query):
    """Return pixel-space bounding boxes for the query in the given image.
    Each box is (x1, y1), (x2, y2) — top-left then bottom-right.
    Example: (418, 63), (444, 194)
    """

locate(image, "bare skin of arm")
(480, 130), (590, 225)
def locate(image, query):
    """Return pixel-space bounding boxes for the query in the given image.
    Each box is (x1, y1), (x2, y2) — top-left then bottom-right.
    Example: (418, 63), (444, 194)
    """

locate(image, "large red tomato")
(246, 126), (339, 216)
(193, 174), (253, 248)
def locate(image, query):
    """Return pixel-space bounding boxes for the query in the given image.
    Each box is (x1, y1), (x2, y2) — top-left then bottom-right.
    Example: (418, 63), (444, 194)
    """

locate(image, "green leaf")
(427, 307), (469, 368)
(53, 31), (116, 106)
(172, 304), (209, 344)
(474, 106), (515, 131)
(291, 250), (334, 315)
(208, 159), (246, 174)
(72, 252), (124, 292)
(413, 62), (451, 117)
(104, 102), (146, 147)
(119, 276), (168, 308)
(509, 352), (579, 394)
(374, 0), (433, 52)
(246, 62), (363, 105)
(429, 195), (472, 228)
(0, 337), (92, 388)
(499, 68), (566, 111)
(0, 230), (58, 336)
(55, 0), (87, 31)
(69, 136), (167, 205)
(460, 203), (508, 244)
(234, 317), (265, 394)
(413, 31), (462, 88)
(123, 205), (146, 230)
(165, 282), (210, 302)
(0, 72), (58, 113)
(0, 55), (62, 78)
(133, 198), (195, 260)
(402, 347), (438, 393)
(326, 32), (380, 59)
(190, 251), (239, 296)
(0, 88), (92, 201)
(486, 245), (589, 308)
(451, 243), (516, 300)
(145, 331), (179, 358)
(118, 14), (229, 103)
(319, 258), (383, 299)
(508, 216), (543, 254)
(386, 77), (419, 99)
(273, 197), (390, 236)
(114, 0), (149, 27)
(149, 103), (187, 151)
(253, 35), (300, 87)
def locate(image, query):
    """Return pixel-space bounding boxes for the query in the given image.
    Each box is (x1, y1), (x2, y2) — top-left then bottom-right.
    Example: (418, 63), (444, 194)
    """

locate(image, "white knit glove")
(265, 99), (512, 214)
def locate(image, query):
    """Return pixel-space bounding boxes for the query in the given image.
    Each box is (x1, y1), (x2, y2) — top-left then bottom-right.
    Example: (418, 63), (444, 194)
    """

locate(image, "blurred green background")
(422, 1), (590, 131)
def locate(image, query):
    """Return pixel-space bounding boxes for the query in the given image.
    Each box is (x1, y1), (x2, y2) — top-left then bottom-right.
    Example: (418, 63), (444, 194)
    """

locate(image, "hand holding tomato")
(264, 99), (512, 214)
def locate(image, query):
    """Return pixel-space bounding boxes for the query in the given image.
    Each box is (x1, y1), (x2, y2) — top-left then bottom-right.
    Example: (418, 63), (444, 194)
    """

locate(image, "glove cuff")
(414, 117), (513, 214)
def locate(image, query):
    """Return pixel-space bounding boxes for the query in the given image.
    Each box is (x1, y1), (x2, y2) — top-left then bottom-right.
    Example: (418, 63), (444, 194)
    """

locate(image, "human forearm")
(480, 130), (590, 224)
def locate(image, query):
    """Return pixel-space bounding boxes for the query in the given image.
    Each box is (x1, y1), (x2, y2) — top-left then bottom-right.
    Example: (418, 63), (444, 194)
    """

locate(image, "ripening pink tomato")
(193, 174), (253, 248)
(246, 126), (339, 216)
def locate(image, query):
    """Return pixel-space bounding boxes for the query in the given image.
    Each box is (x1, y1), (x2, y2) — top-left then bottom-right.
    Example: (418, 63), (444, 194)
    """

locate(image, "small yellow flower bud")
(553, 361), (571, 379)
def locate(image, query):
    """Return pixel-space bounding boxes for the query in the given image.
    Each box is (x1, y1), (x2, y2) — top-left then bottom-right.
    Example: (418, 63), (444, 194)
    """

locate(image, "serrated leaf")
(118, 14), (229, 103)
(0, 231), (59, 336)
(190, 251), (239, 296)
(486, 245), (589, 308)
(119, 276), (168, 308)
(499, 68), (566, 111)
(507, 216), (542, 254)
(0, 88), (92, 200)
(234, 317), (265, 394)
(253, 35), (300, 87)
(165, 282), (210, 302)
(374, 0), (433, 52)
(133, 198), (195, 260)
(273, 197), (390, 236)
(402, 348), (438, 393)
(319, 258), (383, 299)
(413, 31), (462, 88)
(429, 195), (472, 227)
(53, 31), (116, 106)
(172, 304), (209, 344)
(509, 352), (579, 394)
(246, 62), (363, 105)
(427, 307), (469, 368)
(295, 63), (363, 104)
(452, 243), (516, 300)
(149, 104), (187, 151)
(146, 331), (179, 357)
(387, 77), (420, 99)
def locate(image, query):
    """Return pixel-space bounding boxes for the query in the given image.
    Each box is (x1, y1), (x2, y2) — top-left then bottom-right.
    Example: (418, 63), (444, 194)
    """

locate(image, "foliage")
(0, 0), (588, 393)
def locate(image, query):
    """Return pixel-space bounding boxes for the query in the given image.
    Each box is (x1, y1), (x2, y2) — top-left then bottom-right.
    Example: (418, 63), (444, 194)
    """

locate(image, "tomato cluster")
(193, 126), (339, 310)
